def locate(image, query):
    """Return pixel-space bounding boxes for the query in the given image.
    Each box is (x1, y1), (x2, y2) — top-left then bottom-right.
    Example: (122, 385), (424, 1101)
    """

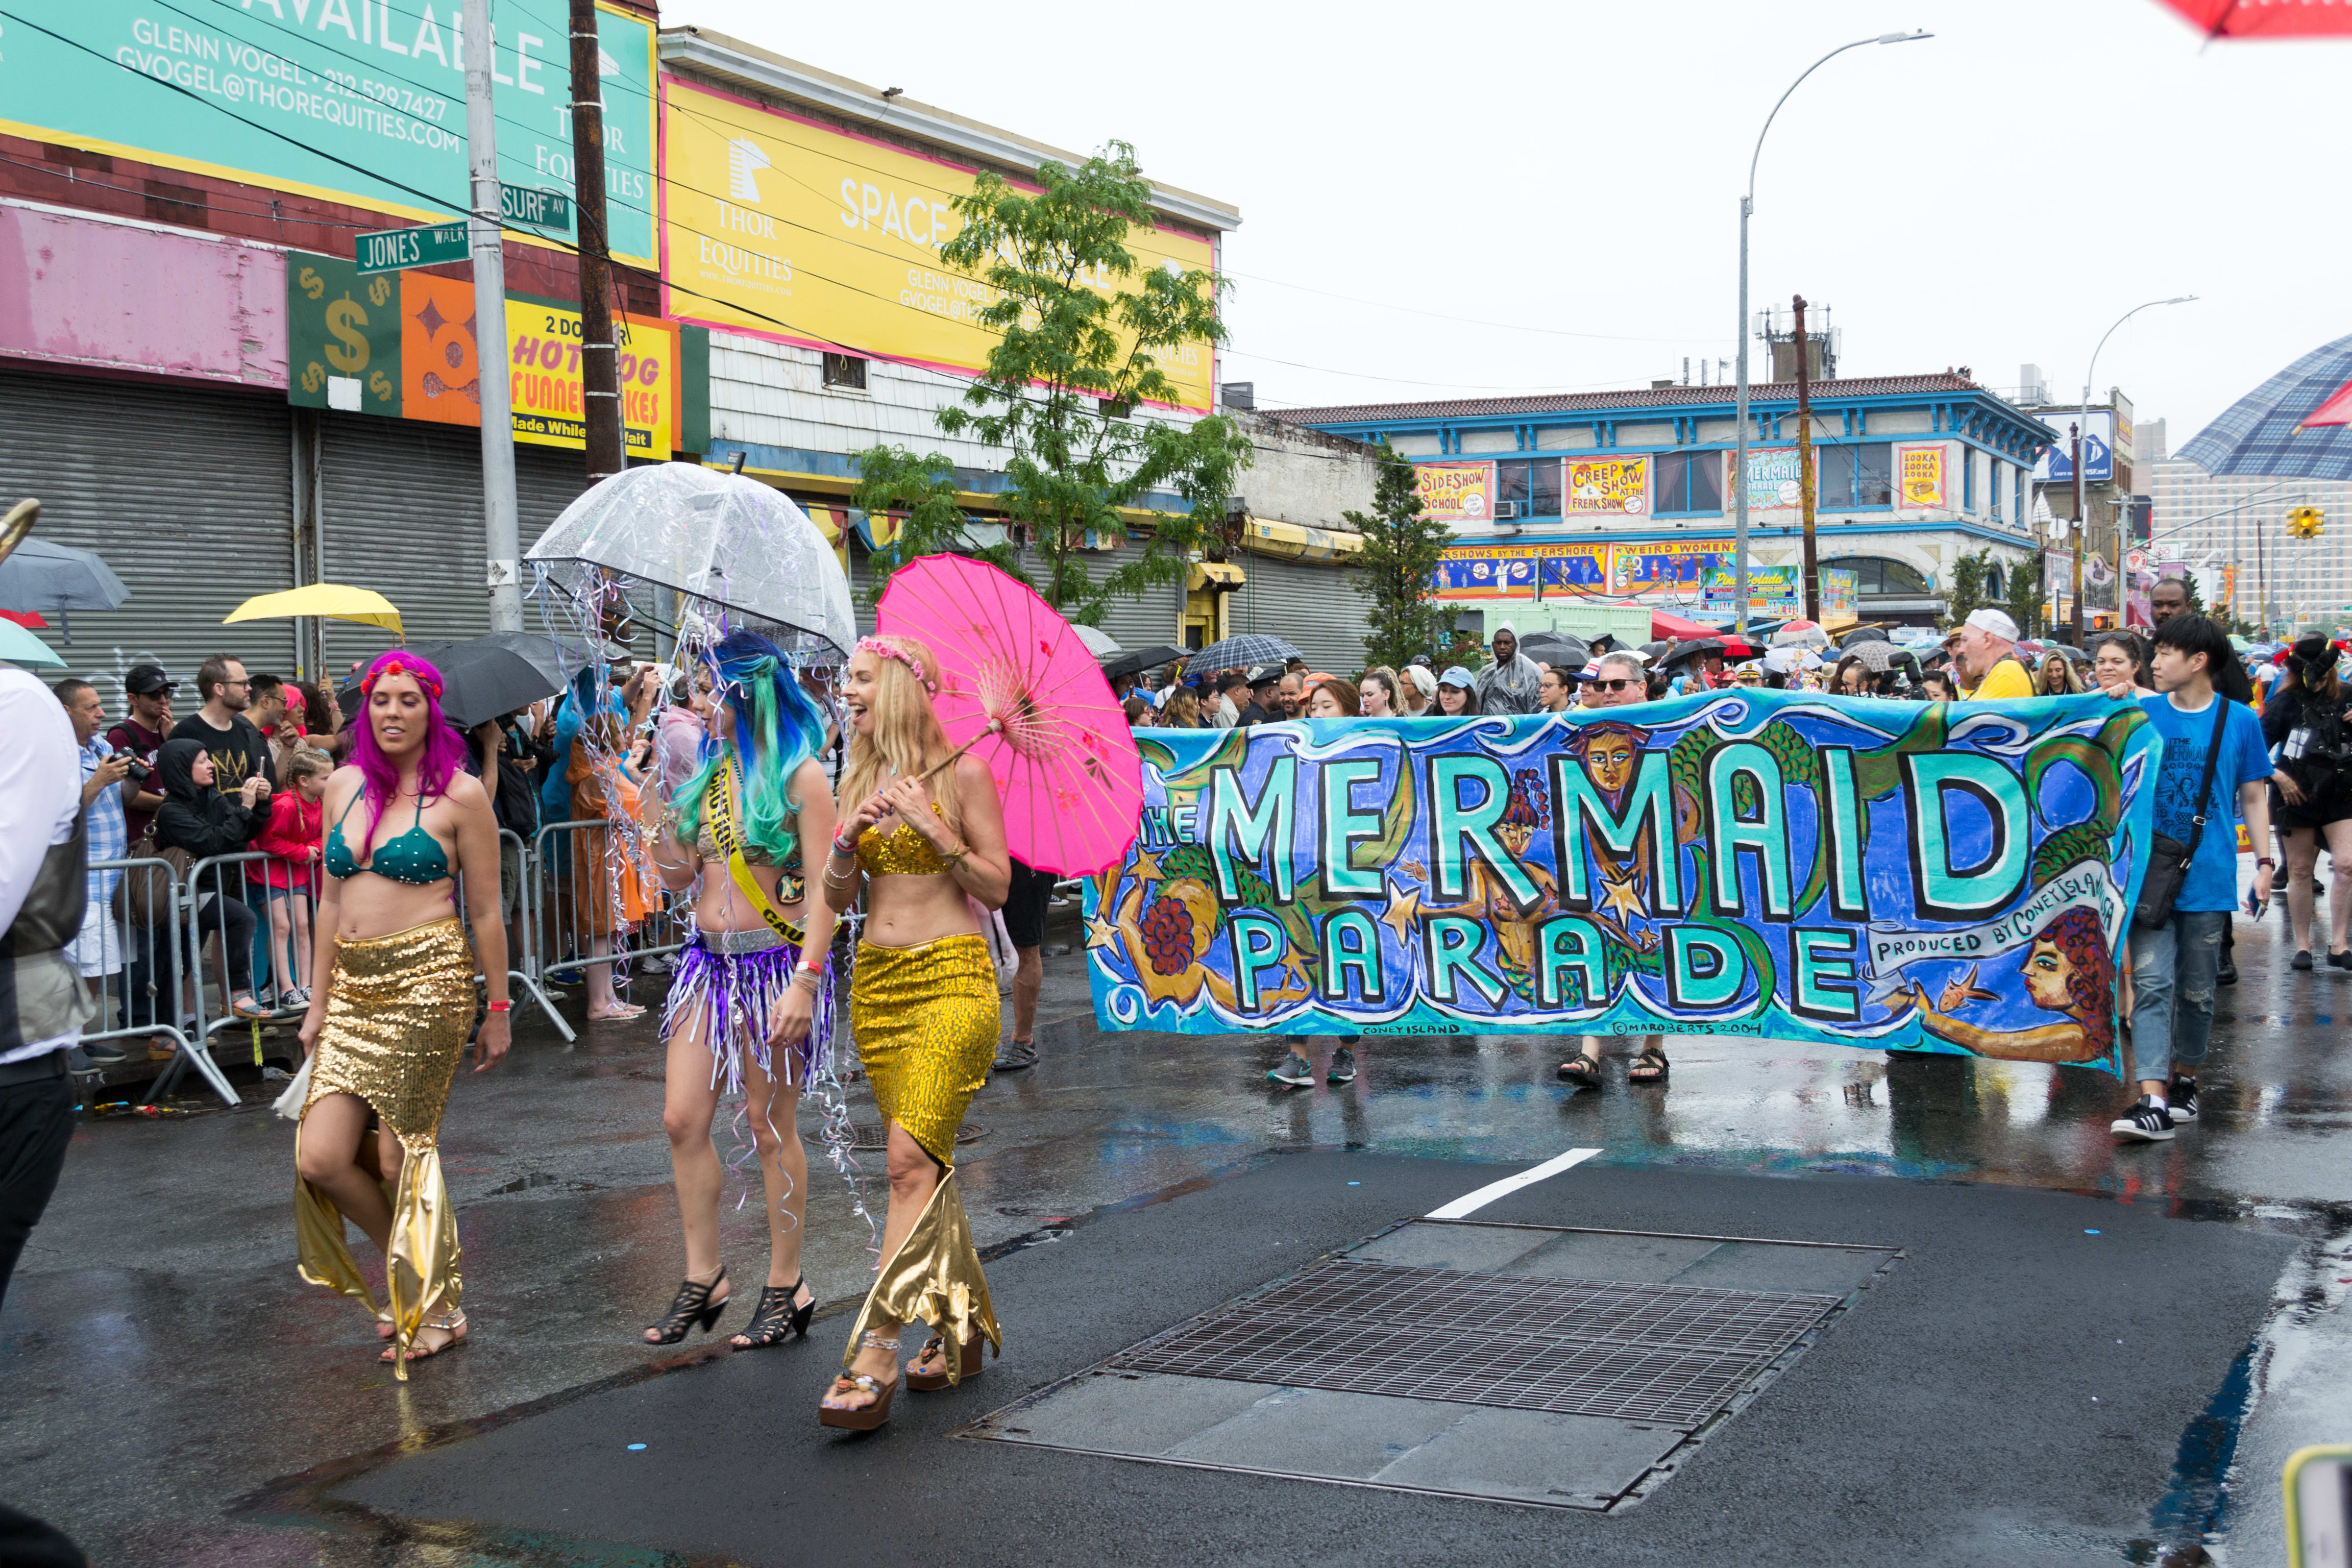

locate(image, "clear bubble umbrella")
(527, 462), (856, 660)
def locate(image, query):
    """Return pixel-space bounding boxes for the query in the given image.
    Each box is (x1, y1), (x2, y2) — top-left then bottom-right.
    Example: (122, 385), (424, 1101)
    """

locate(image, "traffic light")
(2289, 506), (2326, 539)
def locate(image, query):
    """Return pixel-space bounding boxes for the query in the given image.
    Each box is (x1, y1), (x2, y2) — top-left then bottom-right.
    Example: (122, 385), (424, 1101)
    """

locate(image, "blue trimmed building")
(1270, 372), (2056, 629)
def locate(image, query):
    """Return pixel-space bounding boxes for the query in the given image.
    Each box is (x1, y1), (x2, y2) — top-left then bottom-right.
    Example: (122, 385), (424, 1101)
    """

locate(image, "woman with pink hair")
(292, 651), (511, 1376)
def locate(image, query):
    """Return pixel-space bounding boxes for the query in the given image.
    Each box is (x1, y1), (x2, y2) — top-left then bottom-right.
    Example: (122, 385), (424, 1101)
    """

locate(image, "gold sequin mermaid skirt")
(295, 916), (475, 1378)
(843, 934), (1001, 1379)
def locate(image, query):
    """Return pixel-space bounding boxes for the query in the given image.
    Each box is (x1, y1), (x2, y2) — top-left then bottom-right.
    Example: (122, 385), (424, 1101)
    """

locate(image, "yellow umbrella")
(224, 583), (403, 636)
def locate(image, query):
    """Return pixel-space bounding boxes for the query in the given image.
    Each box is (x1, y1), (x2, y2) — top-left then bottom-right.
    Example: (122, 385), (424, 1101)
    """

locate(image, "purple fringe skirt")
(661, 926), (837, 1094)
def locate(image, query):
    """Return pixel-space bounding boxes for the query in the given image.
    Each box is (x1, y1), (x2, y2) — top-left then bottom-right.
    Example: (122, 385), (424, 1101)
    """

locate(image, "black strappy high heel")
(729, 1278), (814, 1349)
(644, 1266), (729, 1345)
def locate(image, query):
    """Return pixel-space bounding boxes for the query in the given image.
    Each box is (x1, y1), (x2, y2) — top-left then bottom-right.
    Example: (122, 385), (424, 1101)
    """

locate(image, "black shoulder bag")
(2133, 698), (2232, 930)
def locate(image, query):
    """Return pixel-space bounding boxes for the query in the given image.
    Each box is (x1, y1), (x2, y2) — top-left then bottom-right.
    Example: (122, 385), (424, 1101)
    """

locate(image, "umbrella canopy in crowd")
(337, 630), (590, 730)
(227, 583), (404, 636)
(0, 618), (65, 668)
(1183, 632), (1300, 674)
(528, 462), (856, 660)
(1100, 645), (1186, 681)
(1769, 620), (1832, 651)
(1516, 630), (1590, 668)
(876, 555), (1141, 877)
(2177, 333), (2352, 483)
(1072, 624), (1121, 657)
(0, 537), (129, 645)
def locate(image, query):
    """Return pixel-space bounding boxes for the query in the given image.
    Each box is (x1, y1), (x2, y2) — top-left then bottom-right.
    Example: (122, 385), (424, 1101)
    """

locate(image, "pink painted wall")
(0, 203), (285, 387)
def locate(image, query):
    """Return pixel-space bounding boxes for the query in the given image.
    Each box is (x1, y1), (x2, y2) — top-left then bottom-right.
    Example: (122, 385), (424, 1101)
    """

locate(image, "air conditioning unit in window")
(1491, 501), (1522, 519)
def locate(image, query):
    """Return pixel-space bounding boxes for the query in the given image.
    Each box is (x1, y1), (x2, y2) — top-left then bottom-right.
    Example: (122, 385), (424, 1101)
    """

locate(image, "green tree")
(1944, 548), (1992, 628)
(850, 141), (1252, 625)
(2005, 551), (2045, 641)
(848, 446), (1020, 607)
(1347, 441), (1456, 668)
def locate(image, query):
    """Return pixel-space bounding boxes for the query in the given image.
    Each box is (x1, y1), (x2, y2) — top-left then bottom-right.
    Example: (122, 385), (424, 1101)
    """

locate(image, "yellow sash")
(703, 759), (805, 945)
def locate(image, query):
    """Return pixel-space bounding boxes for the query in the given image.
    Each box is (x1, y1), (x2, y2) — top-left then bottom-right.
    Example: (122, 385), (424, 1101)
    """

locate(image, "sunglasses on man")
(1591, 678), (1639, 693)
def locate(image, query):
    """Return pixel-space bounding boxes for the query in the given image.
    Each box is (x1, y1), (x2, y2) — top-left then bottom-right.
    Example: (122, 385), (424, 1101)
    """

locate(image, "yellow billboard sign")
(660, 79), (1218, 410)
(1565, 456), (1649, 518)
(1898, 444), (1946, 508)
(1414, 461), (1496, 524)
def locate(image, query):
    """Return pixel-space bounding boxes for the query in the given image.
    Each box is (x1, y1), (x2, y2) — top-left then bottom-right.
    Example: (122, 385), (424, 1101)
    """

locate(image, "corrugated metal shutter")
(0, 367), (297, 700)
(1228, 554), (1371, 673)
(315, 415), (592, 674)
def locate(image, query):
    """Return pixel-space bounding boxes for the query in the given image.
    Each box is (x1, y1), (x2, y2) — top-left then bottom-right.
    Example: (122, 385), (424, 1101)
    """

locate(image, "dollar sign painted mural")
(324, 295), (370, 373)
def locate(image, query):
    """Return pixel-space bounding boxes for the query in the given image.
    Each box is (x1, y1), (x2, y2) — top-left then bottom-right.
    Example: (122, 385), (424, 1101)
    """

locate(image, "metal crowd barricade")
(80, 854), (232, 1107)
(155, 849), (318, 1106)
(526, 817), (691, 1047)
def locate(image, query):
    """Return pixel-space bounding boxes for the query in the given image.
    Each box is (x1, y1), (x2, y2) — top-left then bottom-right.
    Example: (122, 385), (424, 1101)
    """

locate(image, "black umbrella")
(1660, 637), (1726, 669)
(339, 631), (590, 730)
(1517, 630), (1590, 667)
(1100, 644), (1187, 681)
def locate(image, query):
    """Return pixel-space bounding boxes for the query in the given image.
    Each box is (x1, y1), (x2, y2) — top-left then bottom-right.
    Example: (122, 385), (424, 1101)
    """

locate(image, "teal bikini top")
(325, 790), (452, 886)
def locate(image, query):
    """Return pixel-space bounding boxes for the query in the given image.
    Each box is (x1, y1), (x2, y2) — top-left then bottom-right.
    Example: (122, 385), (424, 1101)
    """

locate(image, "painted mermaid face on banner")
(1580, 728), (1641, 797)
(2022, 936), (2075, 1012)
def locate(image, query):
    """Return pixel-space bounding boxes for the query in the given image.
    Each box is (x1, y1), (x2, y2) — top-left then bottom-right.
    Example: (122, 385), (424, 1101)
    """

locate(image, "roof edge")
(658, 29), (1241, 235)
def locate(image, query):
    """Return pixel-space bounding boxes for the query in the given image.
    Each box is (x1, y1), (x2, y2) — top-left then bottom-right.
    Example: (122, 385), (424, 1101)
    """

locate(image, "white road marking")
(1425, 1147), (1603, 1219)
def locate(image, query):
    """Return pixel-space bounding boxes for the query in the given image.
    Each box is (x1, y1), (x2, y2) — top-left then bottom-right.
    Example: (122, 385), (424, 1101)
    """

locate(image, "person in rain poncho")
(1475, 623), (1545, 716)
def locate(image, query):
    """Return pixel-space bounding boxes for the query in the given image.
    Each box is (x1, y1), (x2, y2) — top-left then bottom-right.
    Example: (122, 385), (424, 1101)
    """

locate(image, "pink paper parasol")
(875, 555), (1142, 877)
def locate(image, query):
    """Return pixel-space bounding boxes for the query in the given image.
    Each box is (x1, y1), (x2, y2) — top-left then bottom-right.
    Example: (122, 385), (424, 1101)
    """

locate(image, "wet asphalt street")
(4, 893), (2348, 1567)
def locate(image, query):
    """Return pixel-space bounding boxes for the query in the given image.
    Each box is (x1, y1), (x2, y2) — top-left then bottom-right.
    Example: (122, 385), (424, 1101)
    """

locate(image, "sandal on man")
(819, 1332), (900, 1431)
(1628, 1044), (1670, 1085)
(1557, 1052), (1603, 1089)
(905, 1330), (984, 1391)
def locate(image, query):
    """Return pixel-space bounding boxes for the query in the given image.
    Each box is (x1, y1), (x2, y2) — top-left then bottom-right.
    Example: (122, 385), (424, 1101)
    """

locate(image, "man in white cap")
(1953, 607), (2034, 701)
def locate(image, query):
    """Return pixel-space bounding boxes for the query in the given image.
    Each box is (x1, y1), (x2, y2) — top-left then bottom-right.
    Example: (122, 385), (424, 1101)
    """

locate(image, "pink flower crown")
(857, 636), (935, 693)
(362, 658), (443, 701)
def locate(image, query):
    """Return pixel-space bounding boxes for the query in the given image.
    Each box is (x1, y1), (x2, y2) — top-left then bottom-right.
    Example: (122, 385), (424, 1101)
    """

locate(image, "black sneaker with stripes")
(2167, 1075), (2200, 1123)
(2110, 1096), (2175, 1143)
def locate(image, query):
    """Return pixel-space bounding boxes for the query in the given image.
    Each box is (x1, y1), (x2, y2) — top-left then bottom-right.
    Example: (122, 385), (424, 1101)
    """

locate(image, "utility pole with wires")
(1793, 293), (1820, 622)
(569, 0), (624, 488)
(462, 0), (522, 632)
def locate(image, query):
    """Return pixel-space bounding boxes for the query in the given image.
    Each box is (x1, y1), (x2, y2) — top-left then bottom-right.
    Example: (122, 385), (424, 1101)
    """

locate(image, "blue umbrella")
(2177, 333), (2352, 480)
(0, 618), (65, 668)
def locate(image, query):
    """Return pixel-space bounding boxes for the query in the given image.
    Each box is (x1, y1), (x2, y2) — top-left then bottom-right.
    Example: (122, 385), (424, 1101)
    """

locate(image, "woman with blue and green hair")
(642, 630), (841, 1352)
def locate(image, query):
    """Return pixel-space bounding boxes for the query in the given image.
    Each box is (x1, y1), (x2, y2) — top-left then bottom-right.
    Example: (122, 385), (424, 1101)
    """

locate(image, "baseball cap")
(1964, 608), (2020, 642)
(1438, 666), (1475, 690)
(125, 664), (177, 696)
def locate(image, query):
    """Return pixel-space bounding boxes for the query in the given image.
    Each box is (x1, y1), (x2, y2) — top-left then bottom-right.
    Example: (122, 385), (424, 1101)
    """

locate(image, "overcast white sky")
(683, 0), (2344, 440)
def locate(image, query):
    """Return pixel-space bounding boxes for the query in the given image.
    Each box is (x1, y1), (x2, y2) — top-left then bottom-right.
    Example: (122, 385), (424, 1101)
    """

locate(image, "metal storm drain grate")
(1105, 1257), (1841, 1428)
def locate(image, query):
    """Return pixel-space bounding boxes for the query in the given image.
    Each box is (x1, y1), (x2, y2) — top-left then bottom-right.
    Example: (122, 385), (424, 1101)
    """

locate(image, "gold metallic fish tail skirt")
(295, 916), (475, 1379)
(844, 934), (1002, 1379)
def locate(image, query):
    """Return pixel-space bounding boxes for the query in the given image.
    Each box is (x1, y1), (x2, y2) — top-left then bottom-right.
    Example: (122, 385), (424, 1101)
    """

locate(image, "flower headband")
(362, 658), (443, 701)
(856, 636), (935, 693)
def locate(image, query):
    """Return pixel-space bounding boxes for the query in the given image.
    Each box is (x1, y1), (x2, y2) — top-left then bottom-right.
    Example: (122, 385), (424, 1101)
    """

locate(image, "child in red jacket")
(251, 748), (331, 1002)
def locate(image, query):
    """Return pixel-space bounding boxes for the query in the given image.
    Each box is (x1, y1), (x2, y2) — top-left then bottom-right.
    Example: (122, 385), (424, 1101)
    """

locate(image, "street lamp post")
(2070, 295), (2196, 644)
(1734, 30), (1928, 637)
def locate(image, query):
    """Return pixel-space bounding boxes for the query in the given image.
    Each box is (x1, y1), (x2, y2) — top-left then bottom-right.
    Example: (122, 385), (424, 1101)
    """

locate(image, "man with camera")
(104, 665), (173, 845)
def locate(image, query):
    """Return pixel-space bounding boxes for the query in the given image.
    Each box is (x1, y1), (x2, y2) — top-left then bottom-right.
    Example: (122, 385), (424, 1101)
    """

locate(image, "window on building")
(1991, 459), (2005, 520)
(822, 353), (868, 390)
(1654, 451), (1724, 514)
(1987, 564), (2007, 599)
(1855, 443), (1894, 505)
(1811, 445), (1853, 508)
(1964, 451), (1977, 513)
(1821, 556), (1932, 596)
(1493, 460), (1561, 517)
(2016, 469), (2027, 527)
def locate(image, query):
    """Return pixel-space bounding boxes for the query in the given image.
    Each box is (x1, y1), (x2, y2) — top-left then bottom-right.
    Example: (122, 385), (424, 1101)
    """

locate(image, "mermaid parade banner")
(1084, 693), (2160, 1078)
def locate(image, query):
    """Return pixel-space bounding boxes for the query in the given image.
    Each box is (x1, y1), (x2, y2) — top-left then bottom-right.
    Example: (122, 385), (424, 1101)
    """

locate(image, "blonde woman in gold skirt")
(817, 633), (1010, 1430)
(292, 651), (510, 1376)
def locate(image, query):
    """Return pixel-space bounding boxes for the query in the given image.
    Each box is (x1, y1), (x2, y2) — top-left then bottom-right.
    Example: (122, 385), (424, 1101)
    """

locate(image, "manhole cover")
(843, 1122), (986, 1150)
(1108, 1258), (1837, 1427)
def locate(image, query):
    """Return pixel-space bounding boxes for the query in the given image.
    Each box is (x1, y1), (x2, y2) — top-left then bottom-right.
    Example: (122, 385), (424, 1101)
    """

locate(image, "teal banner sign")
(1084, 693), (2158, 1079)
(2, 0), (656, 264)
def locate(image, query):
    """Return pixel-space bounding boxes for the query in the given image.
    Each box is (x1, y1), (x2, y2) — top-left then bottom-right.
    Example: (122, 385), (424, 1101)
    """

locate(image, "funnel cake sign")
(1084, 693), (2158, 1077)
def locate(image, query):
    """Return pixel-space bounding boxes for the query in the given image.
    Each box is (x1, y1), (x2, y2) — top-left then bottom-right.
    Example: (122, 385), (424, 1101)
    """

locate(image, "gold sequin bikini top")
(857, 807), (950, 877)
(693, 821), (799, 872)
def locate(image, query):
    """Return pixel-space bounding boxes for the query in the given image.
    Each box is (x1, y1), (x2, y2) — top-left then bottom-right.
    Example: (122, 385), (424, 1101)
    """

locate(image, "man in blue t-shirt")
(2117, 615), (2274, 1143)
